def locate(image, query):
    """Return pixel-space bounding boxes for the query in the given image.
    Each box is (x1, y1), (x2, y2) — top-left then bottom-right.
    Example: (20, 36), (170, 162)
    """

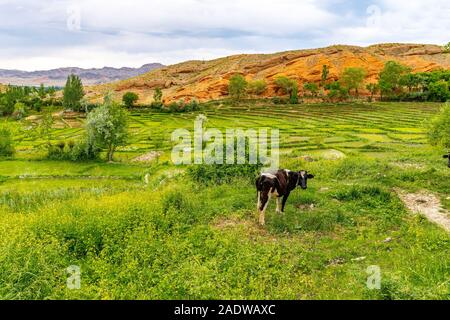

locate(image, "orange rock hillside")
(86, 43), (450, 104)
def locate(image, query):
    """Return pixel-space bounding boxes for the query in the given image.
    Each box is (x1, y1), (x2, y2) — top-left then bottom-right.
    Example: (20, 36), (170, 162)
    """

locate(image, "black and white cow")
(255, 169), (314, 225)
(444, 153), (450, 168)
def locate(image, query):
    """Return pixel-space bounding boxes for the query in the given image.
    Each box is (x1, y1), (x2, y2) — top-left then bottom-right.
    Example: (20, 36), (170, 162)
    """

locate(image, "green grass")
(0, 101), (449, 300)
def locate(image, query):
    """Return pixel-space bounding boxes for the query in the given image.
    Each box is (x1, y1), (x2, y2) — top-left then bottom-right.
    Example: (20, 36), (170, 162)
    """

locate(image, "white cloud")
(0, 0), (449, 70)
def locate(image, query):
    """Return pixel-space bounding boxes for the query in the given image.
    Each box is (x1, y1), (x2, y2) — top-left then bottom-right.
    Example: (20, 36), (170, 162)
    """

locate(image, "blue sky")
(0, 0), (449, 71)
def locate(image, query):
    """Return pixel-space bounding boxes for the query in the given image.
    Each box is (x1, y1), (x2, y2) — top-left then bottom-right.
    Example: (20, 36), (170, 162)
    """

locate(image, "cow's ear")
(307, 174), (315, 179)
(444, 155), (449, 159)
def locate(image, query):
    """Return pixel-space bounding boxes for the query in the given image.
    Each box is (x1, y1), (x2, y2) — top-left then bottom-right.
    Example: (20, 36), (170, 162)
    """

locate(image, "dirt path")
(396, 189), (450, 233)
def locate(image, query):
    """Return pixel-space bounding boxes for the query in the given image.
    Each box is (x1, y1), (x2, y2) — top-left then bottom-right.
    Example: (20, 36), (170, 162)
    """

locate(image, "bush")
(47, 139), (99, 161)
(228, 74), (248, 102)
(12, 102), (27, 120)
(188, 163), (262, 185)
(303, 82), (319, 97)
(271, 97), (289, 105)
(325, 81), (349, 102)
(247, 80), (267, 96)
(70, 139), (100, 161)
(153, 100), (201, 113)
(428, 80), (449, 102)
(122, 92), (139, 108)
(428, 103), (450, 148)
(0, 126), (15, 156)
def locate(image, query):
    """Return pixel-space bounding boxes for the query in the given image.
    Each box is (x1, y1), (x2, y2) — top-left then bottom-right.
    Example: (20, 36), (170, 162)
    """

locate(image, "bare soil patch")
(396, 189), (450, 232)
(132, 151), (163, 163)
(391, 162), (425, 170)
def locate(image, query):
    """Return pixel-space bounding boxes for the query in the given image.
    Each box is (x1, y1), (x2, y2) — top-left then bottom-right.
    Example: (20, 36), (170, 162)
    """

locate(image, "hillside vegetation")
(88, 43), (450, 104)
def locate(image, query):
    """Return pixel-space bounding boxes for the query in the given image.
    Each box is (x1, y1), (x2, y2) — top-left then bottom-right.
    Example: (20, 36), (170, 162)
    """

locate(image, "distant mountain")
(0, 63), (164, 87)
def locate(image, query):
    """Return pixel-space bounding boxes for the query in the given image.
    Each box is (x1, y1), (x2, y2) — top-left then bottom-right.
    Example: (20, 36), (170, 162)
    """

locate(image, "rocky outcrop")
(88, 43), (450, 104)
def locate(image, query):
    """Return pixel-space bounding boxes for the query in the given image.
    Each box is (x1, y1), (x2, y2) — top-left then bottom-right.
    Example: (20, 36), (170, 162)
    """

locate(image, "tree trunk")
(108, 145), (115, 162)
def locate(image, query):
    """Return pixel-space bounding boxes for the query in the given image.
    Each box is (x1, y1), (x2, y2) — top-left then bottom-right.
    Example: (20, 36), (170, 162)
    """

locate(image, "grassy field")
(0, 101), (449, 300)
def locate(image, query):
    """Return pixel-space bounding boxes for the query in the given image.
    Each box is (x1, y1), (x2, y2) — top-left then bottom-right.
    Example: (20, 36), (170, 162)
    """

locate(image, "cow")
(444, 153), (450, 168)
(255, 169), (314, 226)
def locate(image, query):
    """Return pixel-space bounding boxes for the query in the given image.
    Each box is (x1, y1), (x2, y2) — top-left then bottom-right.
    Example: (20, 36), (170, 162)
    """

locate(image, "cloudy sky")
(1, 0), (449, 71)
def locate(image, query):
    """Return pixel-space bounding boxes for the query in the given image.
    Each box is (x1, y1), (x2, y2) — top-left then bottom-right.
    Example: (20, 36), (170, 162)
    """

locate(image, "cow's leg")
(281, 192), (290, 213)
(259, 191), (270, 226)
(257, 191), (261, 211)
(276, 197), (282, 214)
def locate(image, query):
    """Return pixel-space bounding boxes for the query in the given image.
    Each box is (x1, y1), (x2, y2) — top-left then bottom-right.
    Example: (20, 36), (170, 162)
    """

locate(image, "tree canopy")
(63, 74), (85, 111)
(86, 98), (129, 162)
(428, 103), (450, 149)
(228, 74), (248, 102)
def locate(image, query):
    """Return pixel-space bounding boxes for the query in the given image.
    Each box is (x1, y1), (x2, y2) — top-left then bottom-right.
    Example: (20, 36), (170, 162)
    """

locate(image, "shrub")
(228, 74), (248, 102)
(428, 80), (449, 102)
(325, 81), (349, 102)
(70, 139), (100, 161)
(271, 97), (288, 105)
(247, 80), (267, 96)
(0, 126), (15, 156)
(122, 92), (139, 108)
(428, 103), (450, 148)
(274, 76), (299, 103)
(47, 139), (99, 161)
(13, 102), (27, 120)
(187, 163), (262, 185)
(303, 82), (319, 97)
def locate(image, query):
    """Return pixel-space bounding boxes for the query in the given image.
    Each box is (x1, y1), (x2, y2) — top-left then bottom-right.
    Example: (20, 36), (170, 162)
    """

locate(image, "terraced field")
(1, 101), (449, 300)
(11, 102), (439, 162)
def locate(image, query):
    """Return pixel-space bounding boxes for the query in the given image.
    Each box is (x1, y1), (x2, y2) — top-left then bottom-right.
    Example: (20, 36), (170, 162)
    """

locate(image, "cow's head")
(297, 171), (314, 190)
(444, 153), (450, 168)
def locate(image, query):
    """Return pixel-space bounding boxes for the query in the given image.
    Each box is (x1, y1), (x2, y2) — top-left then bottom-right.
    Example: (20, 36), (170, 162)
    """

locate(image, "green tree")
(0, 125), (15, 156)
(63, 74), (85, 111)
(366, 83), (379, 102)
(86, 98), (129, 162)
(428, 80), (449, 102)
(321, 65), (329, 86)
(274, 76), (298, 102)
(247, 80), (267, 96)
(13, 102), (27, 120)
(342, 67), (367, 97)
(378, 61), (411, 100)
(122, 92), (139, 108)
(303, 82), (319, 97)
(0, 86), (24, 115)
(400, 73), (421, 93)
(38, 112), (54, 148)
(428, 103), (450, 148)
(290, 85), (299, 104)
(325, 81), (348, 102)
(37, 84), (47, 100)
(228, 74), (248, 102)
(153, 88), (163, 103)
